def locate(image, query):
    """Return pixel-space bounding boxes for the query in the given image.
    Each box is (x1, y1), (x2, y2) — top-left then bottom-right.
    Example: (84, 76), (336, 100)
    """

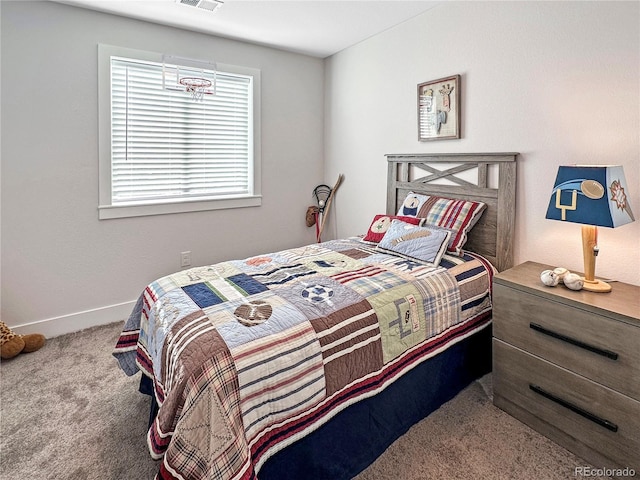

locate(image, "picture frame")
(418, 74), (460, 141)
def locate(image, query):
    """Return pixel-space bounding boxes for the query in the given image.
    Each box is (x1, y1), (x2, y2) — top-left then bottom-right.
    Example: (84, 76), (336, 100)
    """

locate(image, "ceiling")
(52, 0), (441, 58)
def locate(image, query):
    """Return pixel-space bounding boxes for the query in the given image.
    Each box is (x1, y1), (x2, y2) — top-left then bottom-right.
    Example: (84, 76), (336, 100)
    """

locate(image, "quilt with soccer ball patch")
(113, 237), (494, 480)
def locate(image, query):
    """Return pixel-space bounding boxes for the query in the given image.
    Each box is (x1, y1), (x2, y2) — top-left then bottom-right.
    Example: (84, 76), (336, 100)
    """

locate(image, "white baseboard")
(11, 300), (137, 338)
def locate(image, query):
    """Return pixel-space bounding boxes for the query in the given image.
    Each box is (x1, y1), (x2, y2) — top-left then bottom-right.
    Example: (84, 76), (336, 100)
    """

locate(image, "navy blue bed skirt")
(140, 323), (492, 480)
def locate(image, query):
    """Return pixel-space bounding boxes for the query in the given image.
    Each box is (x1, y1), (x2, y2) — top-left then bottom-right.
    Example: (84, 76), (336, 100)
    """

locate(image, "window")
(98, 45), (261, 219)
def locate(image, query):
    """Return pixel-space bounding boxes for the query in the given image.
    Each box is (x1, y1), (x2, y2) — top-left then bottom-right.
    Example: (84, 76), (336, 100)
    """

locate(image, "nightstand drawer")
(493, 283), (640, 401)
(493, 339), (640, 472)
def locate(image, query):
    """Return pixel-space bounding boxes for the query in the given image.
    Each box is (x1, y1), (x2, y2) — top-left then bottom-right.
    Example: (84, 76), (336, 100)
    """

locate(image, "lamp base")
(581, 278), (612, 293)
(581, 225), (612, 293)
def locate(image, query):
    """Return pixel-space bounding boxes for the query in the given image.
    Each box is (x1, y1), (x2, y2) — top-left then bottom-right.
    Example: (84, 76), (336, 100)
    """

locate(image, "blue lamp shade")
(545, 165), (635, 228)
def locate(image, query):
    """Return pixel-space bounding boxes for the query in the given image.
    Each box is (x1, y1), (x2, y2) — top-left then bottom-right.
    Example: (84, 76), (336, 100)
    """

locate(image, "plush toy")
(0, 320), (46, 360)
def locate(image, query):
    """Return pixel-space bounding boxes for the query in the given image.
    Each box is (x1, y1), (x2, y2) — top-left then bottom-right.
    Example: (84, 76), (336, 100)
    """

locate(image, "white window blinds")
(110, 56), (253, 205)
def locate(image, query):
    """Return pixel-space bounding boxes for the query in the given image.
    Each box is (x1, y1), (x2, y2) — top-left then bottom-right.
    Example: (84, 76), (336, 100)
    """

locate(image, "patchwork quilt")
(113, 238), (494, 480)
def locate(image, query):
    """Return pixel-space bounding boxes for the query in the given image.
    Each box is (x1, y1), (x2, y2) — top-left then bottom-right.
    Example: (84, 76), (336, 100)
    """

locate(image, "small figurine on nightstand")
(540, 267), (584, 291)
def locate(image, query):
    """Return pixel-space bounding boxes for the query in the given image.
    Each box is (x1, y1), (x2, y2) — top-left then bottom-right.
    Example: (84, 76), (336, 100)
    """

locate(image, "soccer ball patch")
(301, 284), (334, 303)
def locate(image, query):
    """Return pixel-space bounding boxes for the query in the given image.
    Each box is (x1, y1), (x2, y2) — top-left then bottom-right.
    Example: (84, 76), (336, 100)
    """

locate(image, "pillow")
(376, 220), (451, 266)
(362, 214), (422, 244)
(398, 192), (486, 256)
(397, 192), (430, 217)
(418, 196), (486, 256)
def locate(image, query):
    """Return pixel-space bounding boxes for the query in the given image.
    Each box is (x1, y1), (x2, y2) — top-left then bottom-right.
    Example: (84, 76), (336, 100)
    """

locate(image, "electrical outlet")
(181, 251), (192, 268)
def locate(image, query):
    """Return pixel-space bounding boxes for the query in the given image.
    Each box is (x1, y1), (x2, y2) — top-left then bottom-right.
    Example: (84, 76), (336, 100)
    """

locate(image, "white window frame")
(98, 44), (261, 219)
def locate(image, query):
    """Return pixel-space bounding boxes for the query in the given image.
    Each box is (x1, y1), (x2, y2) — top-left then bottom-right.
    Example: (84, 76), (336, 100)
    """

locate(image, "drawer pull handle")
(529, 323), (619, 360)
(529, 384), (618, 432)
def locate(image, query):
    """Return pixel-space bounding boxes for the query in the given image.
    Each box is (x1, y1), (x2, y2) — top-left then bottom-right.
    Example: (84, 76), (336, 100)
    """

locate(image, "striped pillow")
(398, 192), (486, 256)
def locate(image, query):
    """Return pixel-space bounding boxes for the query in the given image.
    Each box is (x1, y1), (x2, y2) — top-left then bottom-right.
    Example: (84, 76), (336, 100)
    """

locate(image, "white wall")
(3, 1), (639, 337)
(325, 1), (640, 285)
(1, 1), (324, 335)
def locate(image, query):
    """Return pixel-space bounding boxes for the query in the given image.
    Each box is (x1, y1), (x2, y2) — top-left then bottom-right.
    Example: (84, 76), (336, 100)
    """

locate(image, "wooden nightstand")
(492, 261), (640, 477)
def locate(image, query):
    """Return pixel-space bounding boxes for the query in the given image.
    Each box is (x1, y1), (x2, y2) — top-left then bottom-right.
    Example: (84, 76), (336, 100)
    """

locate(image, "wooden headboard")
(386, 153), (518, 272)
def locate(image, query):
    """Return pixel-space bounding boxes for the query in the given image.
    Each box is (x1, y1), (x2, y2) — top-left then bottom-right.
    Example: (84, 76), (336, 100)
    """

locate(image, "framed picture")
(418, 74), (460, 141)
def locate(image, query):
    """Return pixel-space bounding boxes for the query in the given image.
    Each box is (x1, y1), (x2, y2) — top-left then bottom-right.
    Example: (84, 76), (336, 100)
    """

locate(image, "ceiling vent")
(176, 0), (224, 13)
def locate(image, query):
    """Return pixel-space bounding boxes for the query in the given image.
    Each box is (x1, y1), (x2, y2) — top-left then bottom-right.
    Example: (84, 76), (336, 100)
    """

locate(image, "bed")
(113, 152), (517, 480)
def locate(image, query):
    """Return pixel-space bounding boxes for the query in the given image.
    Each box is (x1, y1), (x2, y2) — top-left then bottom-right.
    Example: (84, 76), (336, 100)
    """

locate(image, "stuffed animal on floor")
(0, 320), (46, 359)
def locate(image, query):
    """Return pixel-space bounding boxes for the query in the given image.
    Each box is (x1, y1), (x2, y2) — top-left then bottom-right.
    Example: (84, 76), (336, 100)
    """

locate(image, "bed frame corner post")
(496, 157), (517, 271)
(386, 155), (399, 214)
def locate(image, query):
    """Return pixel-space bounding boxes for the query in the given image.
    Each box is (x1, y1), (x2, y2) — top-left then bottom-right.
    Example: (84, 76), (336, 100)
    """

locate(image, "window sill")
(98, 195), (262, 220)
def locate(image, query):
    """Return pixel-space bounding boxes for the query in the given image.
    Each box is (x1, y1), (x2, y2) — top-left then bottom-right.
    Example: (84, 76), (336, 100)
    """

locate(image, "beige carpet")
(354, 374), (611, 480)
(0, 322), (611, 480)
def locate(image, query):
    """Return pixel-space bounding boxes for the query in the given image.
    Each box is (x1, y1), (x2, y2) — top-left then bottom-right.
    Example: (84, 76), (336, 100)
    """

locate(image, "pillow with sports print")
(362, 214), (422, 244)
(396, 192), (430, 217)
(376, 220), (451, 266)
(416, 196), (486, 256)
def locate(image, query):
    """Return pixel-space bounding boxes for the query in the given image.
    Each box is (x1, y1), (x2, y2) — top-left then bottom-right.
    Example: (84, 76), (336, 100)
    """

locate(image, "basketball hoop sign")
(162, 55), (217, 101)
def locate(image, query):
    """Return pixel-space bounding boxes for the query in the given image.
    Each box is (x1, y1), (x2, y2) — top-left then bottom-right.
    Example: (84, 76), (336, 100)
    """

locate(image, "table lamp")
(545, 165), (635, 292)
